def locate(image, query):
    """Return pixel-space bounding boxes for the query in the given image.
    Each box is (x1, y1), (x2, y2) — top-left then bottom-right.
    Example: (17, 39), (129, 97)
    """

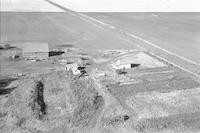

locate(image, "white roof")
(22, 42), (49, 53)
(113, 52), (166, 68)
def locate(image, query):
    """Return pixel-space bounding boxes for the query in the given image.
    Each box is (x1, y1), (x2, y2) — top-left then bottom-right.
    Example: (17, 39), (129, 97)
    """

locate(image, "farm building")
(112, 52), (166, 70)
(22, 42), (49, 59)
(113, 59), (140, 69)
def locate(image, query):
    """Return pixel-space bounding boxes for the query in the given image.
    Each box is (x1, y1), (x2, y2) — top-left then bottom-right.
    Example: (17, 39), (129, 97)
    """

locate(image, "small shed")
(113, 59), (132, 69)
(22, 43), (49, 59)
(112, 58), (141, 70)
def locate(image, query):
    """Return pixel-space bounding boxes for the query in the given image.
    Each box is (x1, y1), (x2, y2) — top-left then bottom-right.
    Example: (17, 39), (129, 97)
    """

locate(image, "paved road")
(87, 13), (200, 64)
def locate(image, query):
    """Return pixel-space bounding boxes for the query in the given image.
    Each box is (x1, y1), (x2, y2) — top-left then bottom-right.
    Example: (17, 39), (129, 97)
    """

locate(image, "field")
(87, 12), (200, 64)
(0, 12), (140, 50)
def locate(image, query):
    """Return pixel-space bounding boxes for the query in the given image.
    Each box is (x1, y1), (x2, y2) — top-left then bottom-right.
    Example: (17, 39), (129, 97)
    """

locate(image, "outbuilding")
(22, 42), (49, 60)
(112, 59), (140, 70)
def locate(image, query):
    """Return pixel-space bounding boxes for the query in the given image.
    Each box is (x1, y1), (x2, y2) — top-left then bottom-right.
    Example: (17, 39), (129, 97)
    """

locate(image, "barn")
(22, 42), (49, 60)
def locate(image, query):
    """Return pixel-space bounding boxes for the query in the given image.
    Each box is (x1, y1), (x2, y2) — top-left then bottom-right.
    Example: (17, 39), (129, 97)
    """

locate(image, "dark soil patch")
(29, 81), (47, 120)
(0, 77), (18, 95)
(0, 87), (17, 95)
(0, 78), (18, 89)
(0, 44), (17, 50)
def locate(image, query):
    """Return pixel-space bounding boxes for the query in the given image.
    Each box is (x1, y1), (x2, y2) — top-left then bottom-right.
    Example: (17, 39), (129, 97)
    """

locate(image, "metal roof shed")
(22, 42), (49, 59)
